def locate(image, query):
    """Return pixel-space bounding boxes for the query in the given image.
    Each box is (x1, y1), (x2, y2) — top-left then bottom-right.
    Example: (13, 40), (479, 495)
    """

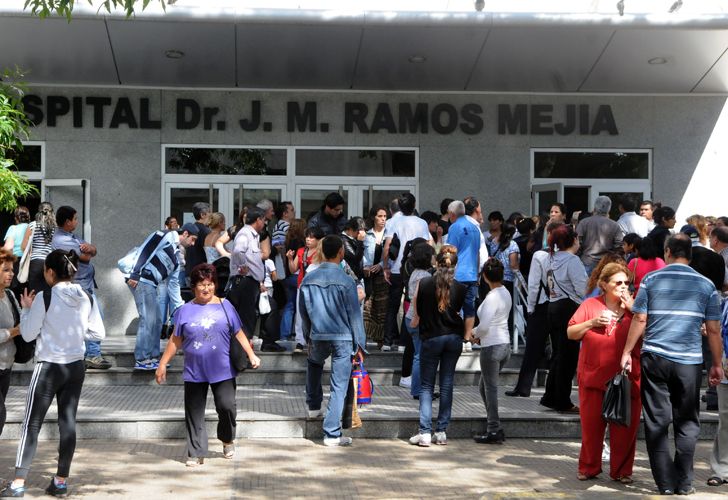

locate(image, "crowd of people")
(1, 192), (728, 496)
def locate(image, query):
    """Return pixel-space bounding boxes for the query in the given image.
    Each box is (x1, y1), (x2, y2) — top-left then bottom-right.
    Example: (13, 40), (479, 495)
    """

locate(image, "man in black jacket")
(307, 192), (346, 236)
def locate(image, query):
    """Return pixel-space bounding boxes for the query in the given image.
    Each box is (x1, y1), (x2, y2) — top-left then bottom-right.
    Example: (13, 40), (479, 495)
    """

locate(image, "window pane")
(166, 148), (286, 175)
(300, 189), (349, 220)
(363, 189), (409, 218)
(296, 150), (415, 177)
(534, 152), (648, 179)
(8, 145), (41, 172)
(599, 192), (644, 221)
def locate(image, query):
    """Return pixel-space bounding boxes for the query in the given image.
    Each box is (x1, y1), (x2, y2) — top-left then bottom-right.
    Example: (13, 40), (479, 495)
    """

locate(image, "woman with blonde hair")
(204, 212), (231, 263)
(409, 245), (466, 447)
(567, 262), (640, 484)
(686, 214), (709, 247)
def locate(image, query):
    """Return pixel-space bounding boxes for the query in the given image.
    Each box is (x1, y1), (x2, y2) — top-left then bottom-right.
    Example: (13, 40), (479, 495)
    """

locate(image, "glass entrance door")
(44, 179), (91, 241)
(296, 185), (415, 221)
(532, 183), (563, 219)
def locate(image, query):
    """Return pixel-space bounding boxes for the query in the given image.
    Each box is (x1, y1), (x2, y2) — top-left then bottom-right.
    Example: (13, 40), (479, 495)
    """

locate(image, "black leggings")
(0, 368), (11, 437)
(184, 378), (237, 458)
(15, 360), (85, 479)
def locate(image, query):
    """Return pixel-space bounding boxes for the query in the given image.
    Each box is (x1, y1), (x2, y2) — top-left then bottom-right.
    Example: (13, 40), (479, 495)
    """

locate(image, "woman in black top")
(409, 245), (466, 447)
(646, 206), (676, 261)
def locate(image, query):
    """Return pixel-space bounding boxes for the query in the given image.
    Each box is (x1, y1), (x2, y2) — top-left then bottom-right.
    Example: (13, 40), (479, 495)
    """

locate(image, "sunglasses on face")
(610, 280), (630, 286)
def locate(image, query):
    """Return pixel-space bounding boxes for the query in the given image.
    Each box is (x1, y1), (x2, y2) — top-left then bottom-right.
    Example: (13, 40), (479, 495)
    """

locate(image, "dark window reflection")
(296, 150), (415, 177)
(534, 152), (649, 179)
(166, 148), (286, 175)
(7, 145), (42, 172)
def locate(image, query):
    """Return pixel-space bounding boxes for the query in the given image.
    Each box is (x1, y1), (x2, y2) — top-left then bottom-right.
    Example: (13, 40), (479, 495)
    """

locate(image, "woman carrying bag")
(155, 263), (260, 467)
(567, 262), (641, 484)
(20, 202), (56, 297)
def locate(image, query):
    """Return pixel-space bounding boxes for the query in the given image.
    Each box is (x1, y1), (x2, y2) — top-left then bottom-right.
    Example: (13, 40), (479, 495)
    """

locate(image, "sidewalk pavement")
(0, 438), (725, 499)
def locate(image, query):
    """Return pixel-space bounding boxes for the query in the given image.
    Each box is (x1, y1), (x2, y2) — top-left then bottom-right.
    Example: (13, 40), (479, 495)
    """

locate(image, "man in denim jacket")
(300, 235), (366, 446)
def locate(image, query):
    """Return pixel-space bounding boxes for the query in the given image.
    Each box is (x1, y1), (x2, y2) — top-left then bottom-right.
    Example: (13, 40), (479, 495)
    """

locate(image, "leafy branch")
(0, 68), (38, 212)
(23, 0), (169, 20)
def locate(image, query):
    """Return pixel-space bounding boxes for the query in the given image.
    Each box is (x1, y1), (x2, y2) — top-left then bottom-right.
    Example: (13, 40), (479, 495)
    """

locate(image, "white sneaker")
(381, 345), (392, 352)
(399, 376), (412, 389)
(397, 345), (406, 353)
(433, 431), (447, 445)
(409, 433), (431, 447)
(324, 436), (353, 447)
(462, 342), (472, 353)
(307, 409), (323, 418)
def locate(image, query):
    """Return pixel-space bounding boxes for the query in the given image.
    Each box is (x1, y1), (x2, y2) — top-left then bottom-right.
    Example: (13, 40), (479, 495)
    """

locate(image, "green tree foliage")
(0, 68), (37, 212)
(24, 0), (168, 20)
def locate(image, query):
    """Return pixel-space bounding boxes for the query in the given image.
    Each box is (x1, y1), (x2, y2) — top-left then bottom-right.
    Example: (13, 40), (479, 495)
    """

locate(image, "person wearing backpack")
(1, 250), (105, 498)
(0, 248), (22, 438)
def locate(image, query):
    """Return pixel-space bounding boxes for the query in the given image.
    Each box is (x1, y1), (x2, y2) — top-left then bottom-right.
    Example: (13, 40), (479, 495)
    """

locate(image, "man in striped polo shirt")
(621, 234), (724, 495)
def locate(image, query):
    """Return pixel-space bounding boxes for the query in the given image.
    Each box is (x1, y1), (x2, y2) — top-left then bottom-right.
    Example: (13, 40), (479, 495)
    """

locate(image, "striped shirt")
(632, 263), (722, 364)
(28, 221), (55, 261)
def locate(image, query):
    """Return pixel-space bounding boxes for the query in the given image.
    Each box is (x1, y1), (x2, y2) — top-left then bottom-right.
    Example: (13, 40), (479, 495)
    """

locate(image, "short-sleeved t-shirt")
(448, 216), (481, 283)
(632, 263), (722, 365)
(491, 240), (520, 283)
(3, 223), (28, 257)
(173, 300), (243, 383)
(384, 215), (431, 274)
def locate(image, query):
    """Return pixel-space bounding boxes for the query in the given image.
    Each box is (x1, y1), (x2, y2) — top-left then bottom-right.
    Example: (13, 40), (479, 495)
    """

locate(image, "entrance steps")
(3, 337), (717, 441)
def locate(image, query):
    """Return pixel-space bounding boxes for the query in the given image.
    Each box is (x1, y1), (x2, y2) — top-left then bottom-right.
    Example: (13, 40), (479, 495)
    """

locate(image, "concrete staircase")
(2, 338), (718, 441)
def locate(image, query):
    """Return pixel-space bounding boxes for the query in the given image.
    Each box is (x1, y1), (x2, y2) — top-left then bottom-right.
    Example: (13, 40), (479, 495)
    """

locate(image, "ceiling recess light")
(165, 49), (185, 59)
(648, 57), (668, 65)
(408, 55), (427, 64)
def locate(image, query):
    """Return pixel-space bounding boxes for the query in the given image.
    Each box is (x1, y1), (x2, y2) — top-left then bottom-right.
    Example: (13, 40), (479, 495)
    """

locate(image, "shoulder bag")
(221, 298), (248, 373)
(6, 289), (35, 363)
(17, 226), (33, 284)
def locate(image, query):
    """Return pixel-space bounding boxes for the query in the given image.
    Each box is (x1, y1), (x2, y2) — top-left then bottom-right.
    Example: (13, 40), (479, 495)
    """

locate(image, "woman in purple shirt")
(156, 263), (260, 467)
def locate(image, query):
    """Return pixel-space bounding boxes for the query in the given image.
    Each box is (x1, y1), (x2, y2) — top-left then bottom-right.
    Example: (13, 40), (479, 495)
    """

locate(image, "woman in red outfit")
(567, 262), (641, 484)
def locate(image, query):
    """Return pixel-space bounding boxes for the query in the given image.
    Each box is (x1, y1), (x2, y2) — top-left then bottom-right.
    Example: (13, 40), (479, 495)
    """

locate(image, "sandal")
(577, 473), (597, 481)
(185, 456), (204, 467)
(707, 476), (725, 487)
(616, 476), (633, 485)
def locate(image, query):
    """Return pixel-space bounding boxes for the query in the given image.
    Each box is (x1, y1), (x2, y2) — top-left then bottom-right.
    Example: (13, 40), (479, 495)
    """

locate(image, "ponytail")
(45, 249), (78, 281)
(434, 245), (458, 313)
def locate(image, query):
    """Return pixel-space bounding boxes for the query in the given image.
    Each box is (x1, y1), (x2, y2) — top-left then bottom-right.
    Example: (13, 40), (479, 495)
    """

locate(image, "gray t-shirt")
(406, 269), (432, 320)
(0, 292), (19, 369)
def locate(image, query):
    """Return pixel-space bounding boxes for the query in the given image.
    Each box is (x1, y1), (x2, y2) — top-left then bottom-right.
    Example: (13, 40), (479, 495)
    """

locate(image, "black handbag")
(6, 289), (35, 364)
(221, 299), (248, 373)
(602, 369), (631, 427)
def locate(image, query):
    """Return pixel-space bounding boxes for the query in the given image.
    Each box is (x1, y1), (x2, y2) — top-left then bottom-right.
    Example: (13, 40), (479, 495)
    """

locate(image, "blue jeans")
(419, 334), (462, 434)
(457, 280), (479, 319)
(279, 274), (298, 340)
(84, 290), (102, 358)
(306, 339), (353, 439)
(157, 270), (184, 324)
(404, 316), (421, 397)
(131, 281), (162, 362)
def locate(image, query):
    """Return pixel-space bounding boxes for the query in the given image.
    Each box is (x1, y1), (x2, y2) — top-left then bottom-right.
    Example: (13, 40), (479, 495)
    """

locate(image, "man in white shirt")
(381, 193), (433, 351)
(640, 200), (656, 231)
(617, 196), (650, 237)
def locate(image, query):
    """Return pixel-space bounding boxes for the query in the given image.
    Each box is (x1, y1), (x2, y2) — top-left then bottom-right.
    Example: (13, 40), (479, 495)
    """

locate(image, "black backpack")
(9, 288), (94, 364)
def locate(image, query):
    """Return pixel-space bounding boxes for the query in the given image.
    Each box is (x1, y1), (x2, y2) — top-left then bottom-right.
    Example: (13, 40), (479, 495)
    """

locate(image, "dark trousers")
(0, 368), (10, 437)
(184, 378), (237, 458)
(383, 273), (405, 347)
(641, 352), (702, 492)
(259, 296), (280, 347)
(702, 336), (718, 407)
(226, 275), (260, 339)
(512, 302), (549, 396)
(27, 259), (51, 297)
(541, 298), (580, 411)
(15, 361), (85, 479)
(401, 314), (414, 377)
